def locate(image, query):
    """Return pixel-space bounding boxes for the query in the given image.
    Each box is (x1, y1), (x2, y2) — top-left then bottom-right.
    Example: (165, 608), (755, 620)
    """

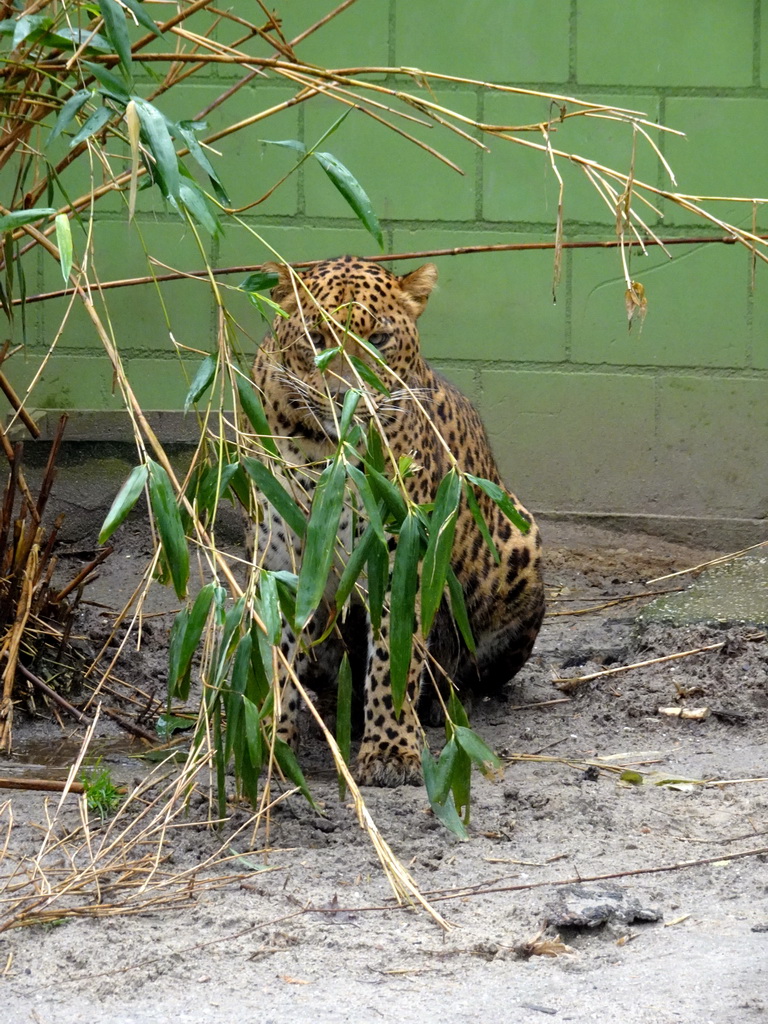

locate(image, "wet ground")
(1, 520), (767, 1023)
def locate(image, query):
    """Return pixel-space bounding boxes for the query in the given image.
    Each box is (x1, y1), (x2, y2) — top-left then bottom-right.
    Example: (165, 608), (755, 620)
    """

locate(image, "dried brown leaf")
(625, 280), (647, 332)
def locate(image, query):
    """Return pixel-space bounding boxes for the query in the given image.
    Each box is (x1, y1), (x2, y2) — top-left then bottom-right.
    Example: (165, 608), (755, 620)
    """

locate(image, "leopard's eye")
(306, 330), (325, 348)
(368, 331), (392, 347)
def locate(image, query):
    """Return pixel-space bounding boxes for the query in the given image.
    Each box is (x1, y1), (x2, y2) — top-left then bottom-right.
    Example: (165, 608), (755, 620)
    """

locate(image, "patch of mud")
(1, 523), (767, 1024)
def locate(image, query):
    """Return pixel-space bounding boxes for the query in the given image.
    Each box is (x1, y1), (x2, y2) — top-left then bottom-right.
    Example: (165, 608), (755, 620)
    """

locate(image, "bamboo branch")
(14, 232), (768, 308)
(0, 777), (85, 793)
(553, 642), (726, 691)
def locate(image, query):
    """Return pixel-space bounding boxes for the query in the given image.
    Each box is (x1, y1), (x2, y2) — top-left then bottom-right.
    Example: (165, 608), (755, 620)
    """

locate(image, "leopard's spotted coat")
(246, 256), (544, 786)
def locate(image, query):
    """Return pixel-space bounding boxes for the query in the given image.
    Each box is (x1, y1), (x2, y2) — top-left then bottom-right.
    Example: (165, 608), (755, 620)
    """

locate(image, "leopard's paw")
(354, 744), (422, 788)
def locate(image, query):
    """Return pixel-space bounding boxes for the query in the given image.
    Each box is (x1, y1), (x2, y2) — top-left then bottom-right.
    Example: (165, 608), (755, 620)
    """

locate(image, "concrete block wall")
(6, 0), (768, 531)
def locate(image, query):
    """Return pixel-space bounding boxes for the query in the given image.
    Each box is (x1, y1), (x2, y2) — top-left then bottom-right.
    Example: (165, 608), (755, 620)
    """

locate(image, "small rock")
(544, 883), (662, 930)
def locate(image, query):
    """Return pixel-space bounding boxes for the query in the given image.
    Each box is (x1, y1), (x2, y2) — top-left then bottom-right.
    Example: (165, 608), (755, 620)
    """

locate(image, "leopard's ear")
(264, 261), (300, 306)
(398, 263), (437, 317)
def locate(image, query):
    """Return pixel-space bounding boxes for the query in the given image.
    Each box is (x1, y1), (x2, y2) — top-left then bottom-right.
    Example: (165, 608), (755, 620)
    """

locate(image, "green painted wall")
(8, 1), (768, 526)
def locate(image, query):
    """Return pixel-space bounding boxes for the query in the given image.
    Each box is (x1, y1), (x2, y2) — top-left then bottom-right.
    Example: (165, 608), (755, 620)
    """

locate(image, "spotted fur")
(246, 256), (544, 787)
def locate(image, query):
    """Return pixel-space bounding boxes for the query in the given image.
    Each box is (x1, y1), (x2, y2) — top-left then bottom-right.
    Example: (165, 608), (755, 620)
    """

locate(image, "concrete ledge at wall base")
(537, 512), (767, 553)
(4, 411), (765, 550)
(4, 410), (203, 447)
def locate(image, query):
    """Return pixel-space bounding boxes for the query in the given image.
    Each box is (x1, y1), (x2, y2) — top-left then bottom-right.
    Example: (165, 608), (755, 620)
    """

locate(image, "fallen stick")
(646, 539), (768, 585)
(0, 776), (85, 794)
(416, 845), (768, 903)
(100, 706), (156, 743)
(553, 642), (725, 692)
(548, 588), (682, 618)
(15, 663), (93, 725)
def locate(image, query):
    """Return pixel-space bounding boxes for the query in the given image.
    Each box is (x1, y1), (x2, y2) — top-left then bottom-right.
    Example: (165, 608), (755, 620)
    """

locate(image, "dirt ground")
(1, 520), (767, 1024)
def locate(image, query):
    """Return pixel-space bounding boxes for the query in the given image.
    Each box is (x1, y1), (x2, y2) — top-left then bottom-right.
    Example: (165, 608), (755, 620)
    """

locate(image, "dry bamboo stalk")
(13, 661), (93, 726)
(547, 587), (682, 617)
(0, 544), (36, 750)
(646, 540), (768, 584)
(413, 845), (768, 904)
(54, 546), (113, 602)
(275, 649), (448, 929)
(0, 371), (40, 438)
(15, 232), (768, 308)
(553, 642), (726, 692)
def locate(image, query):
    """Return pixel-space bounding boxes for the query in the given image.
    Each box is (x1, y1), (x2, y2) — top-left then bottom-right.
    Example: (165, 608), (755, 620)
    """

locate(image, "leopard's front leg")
(354, 608), (424, 787)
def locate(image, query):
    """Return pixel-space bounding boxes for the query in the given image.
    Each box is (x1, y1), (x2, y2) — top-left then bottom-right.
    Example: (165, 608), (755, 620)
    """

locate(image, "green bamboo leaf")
(239, 270), (280, 293)
(119, 0), (162, 36)
(184, 461), (229, 522)
(184, 353), (216, 412)
(48, 89), (91, 144)
(446, 568), (476, 653)
(314, 150), (383, 249)
(242, 457), (306, 539)
(364, 463), (407, 524)
(451, 741), (473, 824)
(248, 290), (288, 322)
(240, 753), (262, 806)
(314, 345), (341, 372)
(82, 61), (130, 103)
(453, 725), (501, 776)
(218, 460), (239, 495)
(167, 582), (216, 699)
(463, 478), (500, 564)
(50, 27), (112, 51)
(242, 696), (263, 768)
(273, 738), (317, 807)
(389, 511), (421, 714)
(175, 120), (227, 202)
(261, 138), (306, 155)
(258, 570), (281, 644)
(155, 713), (194, 738)
(147, 459), (189, 598)
(247, 622), (272, 704)
(236, 377), (280, 459)
(273, 571), (298, 632)
(349, 330), (386, 366)
(178, 179), (219, 235)
(366, 531), (388, 633)
(345, 463), (385, 544)
(421, 469), (460, 636)
(225, 463), (251, 508)
(68, 106), (112, 150)
(423, 737), (458, 805)
(447, 689), (471, 728)
(336, 653), (352, 799)
(422, 743), (468, 839)
(98, 0), (133, 80)
(225, 633), (252, 761)
(54, 213), (72, 283)
(213, 596), (247, 686)
(429, 791), (469, 838)
(335, 522), (375, 612)
(348, 354), (390, 396)
(295, 458), (347, 628)
(365, 422), (386, 471)
(166, 607), (188, 701)
(213, 699), (226, 817)
(98, 463), (148, 543)
(339, 388), (361, 438)
(465, 474), (531, 534)
(0, 208), (57, 232)
(133, 97), (179, 200)
(12, 13), (47, 48)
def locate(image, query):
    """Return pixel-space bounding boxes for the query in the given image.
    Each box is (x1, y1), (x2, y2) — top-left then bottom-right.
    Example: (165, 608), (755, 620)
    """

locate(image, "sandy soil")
(1, 521), (767, 1024)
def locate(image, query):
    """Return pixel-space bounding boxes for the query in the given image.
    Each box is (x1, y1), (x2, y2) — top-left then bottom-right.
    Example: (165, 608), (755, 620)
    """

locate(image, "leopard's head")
(263, 255), (437, 441)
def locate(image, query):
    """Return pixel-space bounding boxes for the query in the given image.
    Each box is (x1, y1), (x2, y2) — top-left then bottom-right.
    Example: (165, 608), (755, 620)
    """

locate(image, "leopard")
(245, 255), (544, 787)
